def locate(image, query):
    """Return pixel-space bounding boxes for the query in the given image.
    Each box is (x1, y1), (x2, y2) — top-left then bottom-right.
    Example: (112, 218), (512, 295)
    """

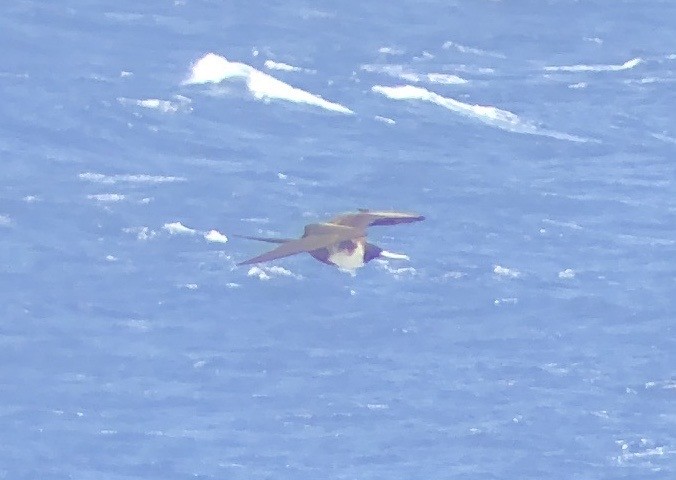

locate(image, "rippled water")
(1, 1), (674, 478)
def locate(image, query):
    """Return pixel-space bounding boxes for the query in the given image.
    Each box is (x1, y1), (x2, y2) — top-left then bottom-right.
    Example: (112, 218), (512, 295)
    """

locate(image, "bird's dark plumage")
(236, 210), (424, 270)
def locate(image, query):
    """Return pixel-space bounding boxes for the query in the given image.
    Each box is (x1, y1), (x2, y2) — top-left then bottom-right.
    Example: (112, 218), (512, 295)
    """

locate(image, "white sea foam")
(624, 76), (663, 85)
(544, 57), (642, 72)
(652, 132), (676, 144)
(614, 438), (674, 465)
(378, 46), (404, 55)
(118, 319), (151, 332)
(584, 37), (603, 44)
(494, 297), (518, 305)
(118, 95), (192, 113)
(442, 41), (506, 58)
(558, 268), (576, 279)
(163, 222), (197, 235)
(375, 253), (416, 278)
(79, 172), (185, 184)
(264, 60), (302, 72)
(442, 271), (465, 280)
(427, 73), (468, 85)
(87, 193), (125, 202)
(362, 64), (468, 85)
(241, 217), (270, 224)
(542, 218), (583, 230)
(374, 115), (396, 124)
(123, 226), (157, 240)
(247, 265), (302, 281)
(204, 230), (228, 243)
(494, 265), (520, 278)
(415, 51), (435, 61)
(184, 53), (352, 114)
(267, 266), (302, 279)
(373, 84), (589, 142)
(248, 267), (271, 280)
(163, 223), (231, 246)
(0, 72), (29, 79)
(376, 260), (417, 278)
(454, 65), (495, 75)
(645, 379), (676, 390)
(617, 233), (674, 247)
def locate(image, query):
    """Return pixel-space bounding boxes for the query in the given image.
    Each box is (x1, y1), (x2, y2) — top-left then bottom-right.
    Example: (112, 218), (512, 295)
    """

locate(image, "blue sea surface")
(1, 1), (674, 478)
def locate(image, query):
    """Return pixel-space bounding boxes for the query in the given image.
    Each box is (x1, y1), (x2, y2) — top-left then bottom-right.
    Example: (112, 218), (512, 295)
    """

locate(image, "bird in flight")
(236, 209), (424, 271)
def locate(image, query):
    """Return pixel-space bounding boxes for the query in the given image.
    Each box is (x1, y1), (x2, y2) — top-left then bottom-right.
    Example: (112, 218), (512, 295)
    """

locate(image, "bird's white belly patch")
(327, 242), (365, 271)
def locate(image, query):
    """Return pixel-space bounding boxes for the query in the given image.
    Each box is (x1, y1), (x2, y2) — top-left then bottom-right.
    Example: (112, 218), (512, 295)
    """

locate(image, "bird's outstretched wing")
(232, 234), (291, 244)
(303, 222), (360, 237)
(330, 210), (425, 230)
(238, 224), (362, 265)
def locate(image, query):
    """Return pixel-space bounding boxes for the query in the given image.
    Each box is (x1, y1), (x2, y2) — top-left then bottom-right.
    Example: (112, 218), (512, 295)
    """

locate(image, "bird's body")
(321, 239), (366, 270)
(236, 210), (424, 271)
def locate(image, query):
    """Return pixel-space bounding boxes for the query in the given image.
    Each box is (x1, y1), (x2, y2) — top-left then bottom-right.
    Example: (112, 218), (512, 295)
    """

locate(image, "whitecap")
(123, 226), (157, 240)
(442, 41), (506, 59)
(583, 37), (603, 45)
(374, 115), (395, 124)
(183, 53), (352, 114)
(118, 95), (192, 113)
(362, 64), (468, 85)
(378, 264), (417, 277)
(426, 73), (468, 85)
(544, 57), (642, 72)
(378, 46), (404, 55)
(558, 268), (576, 279)
(375, 256), (417, 278)
(493, 265), (520, 278)
(494, 297), (518, 305)
(163, 222), (197, 235)
(652, 132), (676, 144)
(442, 271), (464, 280)
(372, 84), (590, 142)
(79, 172), (185, 184)
(204, 230), (228, 243)
(87, 193), (125, 202)
(246, 265), (302, 281)
(264, 60), (302, 72)
(542, 218), (583, 230)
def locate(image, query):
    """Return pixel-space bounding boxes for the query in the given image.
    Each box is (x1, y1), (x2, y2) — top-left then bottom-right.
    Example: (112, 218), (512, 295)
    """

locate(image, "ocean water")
(1, 1), (675, 478)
